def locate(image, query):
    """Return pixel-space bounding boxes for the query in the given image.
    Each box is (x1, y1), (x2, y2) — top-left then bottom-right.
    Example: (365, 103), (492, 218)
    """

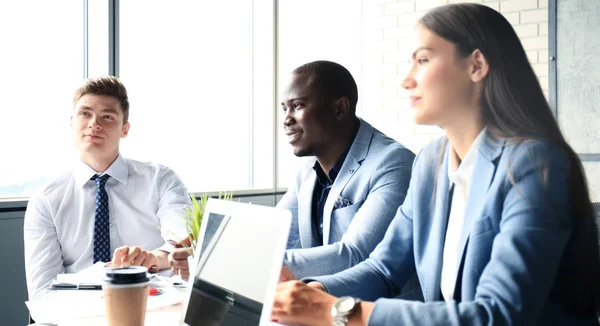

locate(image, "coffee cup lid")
(104, 266), (150, 285)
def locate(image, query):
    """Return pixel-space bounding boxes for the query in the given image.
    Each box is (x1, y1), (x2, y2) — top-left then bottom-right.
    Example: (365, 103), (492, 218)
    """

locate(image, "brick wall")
(372, 0), (549, 154)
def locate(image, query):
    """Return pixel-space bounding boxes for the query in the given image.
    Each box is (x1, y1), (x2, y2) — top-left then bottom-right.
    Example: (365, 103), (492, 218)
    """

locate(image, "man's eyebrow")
(411, 47), (434, 59)
(101, 108), (119, 114)
(281, 97), (307, 105)
(75, 106), (119, 114)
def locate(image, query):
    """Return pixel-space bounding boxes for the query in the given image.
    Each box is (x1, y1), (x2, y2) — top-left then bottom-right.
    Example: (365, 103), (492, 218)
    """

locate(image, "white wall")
(369, 0), (549, 154)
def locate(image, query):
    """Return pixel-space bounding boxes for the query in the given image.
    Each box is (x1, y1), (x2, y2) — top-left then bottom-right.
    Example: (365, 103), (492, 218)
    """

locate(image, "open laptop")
(182, 198), (291, 326)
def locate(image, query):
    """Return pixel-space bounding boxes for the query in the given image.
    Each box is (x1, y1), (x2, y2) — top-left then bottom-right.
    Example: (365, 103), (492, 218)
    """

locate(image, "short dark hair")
(292, 60), (358, 111)
(73, 76), (130, 123)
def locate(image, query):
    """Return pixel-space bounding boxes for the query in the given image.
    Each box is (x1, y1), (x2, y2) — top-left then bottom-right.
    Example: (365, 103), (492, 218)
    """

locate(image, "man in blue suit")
(277, 60), (416, 281)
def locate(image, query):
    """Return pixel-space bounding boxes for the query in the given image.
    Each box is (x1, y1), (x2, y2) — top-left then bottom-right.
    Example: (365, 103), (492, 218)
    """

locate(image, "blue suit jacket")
(314, 131), (598, 325)
(277, 119), (415, 279)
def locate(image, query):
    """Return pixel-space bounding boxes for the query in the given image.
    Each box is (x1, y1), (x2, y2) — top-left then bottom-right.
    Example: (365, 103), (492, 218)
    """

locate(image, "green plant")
(183, 192), (234, 256)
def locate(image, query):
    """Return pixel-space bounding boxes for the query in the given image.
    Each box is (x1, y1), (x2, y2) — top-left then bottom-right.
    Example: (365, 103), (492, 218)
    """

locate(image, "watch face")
(336, 296), (356, 313)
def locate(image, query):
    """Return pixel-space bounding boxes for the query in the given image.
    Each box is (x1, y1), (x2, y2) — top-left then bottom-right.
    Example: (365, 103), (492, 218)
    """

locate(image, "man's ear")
(469, 49), (489, 83)
(121, 122), (130, 138)
(333, 97), (350, 120)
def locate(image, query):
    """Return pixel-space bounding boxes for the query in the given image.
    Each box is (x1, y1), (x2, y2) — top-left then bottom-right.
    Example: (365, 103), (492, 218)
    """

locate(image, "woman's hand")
(271, 280), (337, 326)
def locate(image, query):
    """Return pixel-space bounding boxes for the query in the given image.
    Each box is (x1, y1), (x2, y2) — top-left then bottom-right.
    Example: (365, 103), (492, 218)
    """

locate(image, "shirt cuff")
(155, 242), (176, 253)
(300, 277), (331, 294)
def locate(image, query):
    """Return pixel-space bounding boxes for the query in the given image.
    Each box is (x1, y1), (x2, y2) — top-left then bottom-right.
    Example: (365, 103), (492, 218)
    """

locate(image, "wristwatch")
(331, 296), (361, 326)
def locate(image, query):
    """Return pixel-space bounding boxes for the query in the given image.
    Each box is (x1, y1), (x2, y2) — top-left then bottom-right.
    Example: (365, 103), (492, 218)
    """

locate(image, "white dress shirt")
(440, 128), (486, 301)
(24, 155), (191, 300)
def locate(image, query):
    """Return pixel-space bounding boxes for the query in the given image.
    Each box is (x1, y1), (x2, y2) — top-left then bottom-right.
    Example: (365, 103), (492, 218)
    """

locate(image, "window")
(0, 0), (378, 198)
(0, 1), (84, 197)
(276, 0), (378, 187)
(119, 0), (275, 192)
(0, 1), (275, 199)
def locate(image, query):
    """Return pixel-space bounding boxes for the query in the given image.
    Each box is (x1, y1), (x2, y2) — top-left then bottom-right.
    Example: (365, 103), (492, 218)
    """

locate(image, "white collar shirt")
(24, 155), (191, 300)
(441, 128), (487, 301)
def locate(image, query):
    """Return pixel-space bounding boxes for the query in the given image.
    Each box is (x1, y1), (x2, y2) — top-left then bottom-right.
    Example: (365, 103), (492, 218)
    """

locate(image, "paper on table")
(53, 262), (107, 288)
(153, 273), (188, 288)
(53, 262), (183, 289)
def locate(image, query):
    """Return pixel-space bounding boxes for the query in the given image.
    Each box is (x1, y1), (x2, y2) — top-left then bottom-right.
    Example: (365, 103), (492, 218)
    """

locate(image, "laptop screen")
(182, 199), (291, 326)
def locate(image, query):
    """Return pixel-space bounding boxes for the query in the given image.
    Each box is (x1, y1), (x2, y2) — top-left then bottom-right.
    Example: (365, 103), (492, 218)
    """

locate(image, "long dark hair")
(420, 3), (600, 315)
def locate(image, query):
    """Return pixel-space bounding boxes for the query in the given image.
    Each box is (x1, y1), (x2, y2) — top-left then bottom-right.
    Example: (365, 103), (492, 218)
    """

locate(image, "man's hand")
(168, 237), (193, 279)
(168, 248), (192, 280)
(279, 266), (297, 283)
(271, 280), (337, 326)
(111, 246), (167, 273)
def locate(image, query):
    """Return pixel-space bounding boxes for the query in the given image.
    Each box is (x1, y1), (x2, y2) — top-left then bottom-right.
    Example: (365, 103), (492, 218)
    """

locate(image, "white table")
(27, 287), (185, 325)
(28, 289), (286, 325)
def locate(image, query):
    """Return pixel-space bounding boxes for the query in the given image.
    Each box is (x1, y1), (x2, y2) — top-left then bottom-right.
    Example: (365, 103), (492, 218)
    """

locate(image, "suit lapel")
(323, 160), (360, 244)
(453, 132), (504, 289)
(426, 142), (452, 302)
(298, 165), (318, 248)
(322, 119), (372, 245)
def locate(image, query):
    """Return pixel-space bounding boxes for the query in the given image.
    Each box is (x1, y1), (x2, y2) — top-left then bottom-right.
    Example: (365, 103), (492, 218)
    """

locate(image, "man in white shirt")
(24, 76), (191, 300)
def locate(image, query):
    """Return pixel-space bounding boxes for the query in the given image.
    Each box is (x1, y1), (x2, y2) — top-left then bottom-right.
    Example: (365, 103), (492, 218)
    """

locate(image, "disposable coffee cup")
(103, 266), (150, 326)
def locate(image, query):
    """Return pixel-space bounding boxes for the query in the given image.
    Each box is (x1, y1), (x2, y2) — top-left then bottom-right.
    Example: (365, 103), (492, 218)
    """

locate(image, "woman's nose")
(402, 72), (417, 90)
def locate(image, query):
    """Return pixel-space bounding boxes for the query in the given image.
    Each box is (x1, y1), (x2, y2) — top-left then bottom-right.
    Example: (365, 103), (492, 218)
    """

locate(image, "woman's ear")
(469, 49), (489, 83)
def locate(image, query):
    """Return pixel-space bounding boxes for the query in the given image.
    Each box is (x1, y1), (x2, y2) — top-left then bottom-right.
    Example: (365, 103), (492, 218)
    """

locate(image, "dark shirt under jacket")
(311, 143), (354, 246)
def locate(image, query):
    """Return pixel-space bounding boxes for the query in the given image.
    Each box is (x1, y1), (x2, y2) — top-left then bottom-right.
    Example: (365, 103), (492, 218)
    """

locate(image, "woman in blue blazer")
(271, 3), (600, 325)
